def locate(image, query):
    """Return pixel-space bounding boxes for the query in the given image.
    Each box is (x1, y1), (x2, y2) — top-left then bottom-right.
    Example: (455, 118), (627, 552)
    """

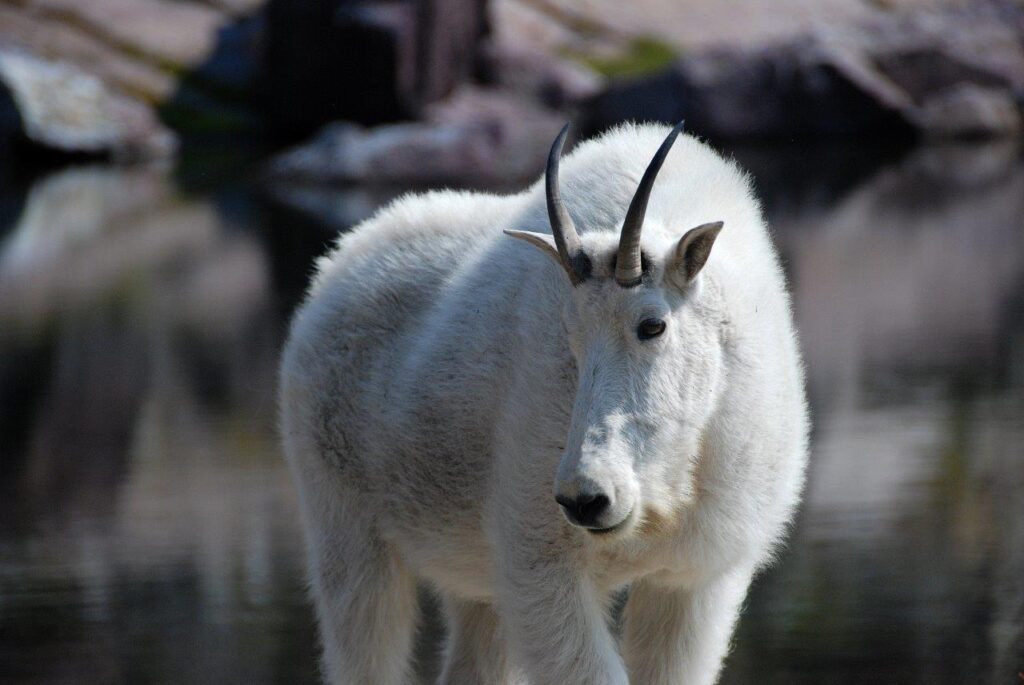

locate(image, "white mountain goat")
(279, 122), (809, 685)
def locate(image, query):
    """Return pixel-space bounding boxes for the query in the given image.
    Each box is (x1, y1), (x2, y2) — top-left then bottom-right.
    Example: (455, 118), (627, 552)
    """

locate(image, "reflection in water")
(0, 144), (1022, 683)
(0, 167), (318, 683)
(727, 141), (1024, 685)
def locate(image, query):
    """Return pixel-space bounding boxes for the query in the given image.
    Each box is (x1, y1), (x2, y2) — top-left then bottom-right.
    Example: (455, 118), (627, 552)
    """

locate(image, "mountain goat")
(279, 122), (809, 685)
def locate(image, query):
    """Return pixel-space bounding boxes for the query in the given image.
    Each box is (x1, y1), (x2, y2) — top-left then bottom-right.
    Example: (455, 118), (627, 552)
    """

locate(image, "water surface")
(1, 140), (1021, 683)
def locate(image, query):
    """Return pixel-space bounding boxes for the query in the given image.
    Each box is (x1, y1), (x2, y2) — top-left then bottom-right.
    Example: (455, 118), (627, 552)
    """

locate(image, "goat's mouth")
(585, 508), (635, 536)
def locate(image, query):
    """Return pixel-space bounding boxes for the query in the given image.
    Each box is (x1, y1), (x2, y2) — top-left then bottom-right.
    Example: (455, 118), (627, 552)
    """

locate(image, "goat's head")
(506, 123), (726, 538)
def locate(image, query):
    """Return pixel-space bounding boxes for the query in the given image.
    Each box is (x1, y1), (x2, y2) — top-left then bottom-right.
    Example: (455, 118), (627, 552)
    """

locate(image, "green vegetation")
(569, 37), (678, 79)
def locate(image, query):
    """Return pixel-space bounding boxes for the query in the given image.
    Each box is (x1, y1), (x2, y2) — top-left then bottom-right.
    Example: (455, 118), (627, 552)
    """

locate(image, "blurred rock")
(0, 0), (264, 157)
(915, 84), (1021, 138)
(262, 0), (415, 139)
(416, 0), (490, 105)
(479, 39), (605, 108)
(0, 0), (495, 154)
(493, 0), (874, 57)
(0, 50), (175, 159)
(267, 87), (563, 186)
(264, 183), (407, 231)
(263, 0), (488, 140)
(268, 121), (492, 186)
(17, 0), (229, 69)
(426, 85), (565, 162)
(584, 4), (1024, 140)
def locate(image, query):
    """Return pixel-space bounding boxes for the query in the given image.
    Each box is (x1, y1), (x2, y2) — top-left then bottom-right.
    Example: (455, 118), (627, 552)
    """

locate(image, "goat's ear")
(669, 221), (723, 285)
(503, 230), (562, 265)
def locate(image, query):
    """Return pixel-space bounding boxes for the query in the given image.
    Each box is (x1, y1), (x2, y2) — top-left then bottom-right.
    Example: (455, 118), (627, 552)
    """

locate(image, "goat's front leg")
(621, 567), (754, 685)
(497, 550), (627, 685)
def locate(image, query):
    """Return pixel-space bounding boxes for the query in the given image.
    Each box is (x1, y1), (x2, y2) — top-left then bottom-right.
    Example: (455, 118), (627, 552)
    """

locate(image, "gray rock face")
(0, 50), (175, 159)
(0, 0), (494, 157)
(916, 84), (1022, 138)
(585, 4), (1024, 139)
(263, 0), (489, 140)
(267, 87), (564, 187)
(479, 39), (604, 109)
(269, 121), (496, 185)
(0, 0), (264, 157)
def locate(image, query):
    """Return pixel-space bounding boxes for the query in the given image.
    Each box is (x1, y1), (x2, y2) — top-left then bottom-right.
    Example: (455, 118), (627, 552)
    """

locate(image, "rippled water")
(0, 140), (1021, 684)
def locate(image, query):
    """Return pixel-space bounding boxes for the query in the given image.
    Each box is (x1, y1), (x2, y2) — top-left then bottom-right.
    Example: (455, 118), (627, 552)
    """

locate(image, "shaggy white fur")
(279, 123), (809, 685)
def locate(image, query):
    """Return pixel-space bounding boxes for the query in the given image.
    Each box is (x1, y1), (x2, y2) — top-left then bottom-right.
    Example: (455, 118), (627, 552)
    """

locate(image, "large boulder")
(0, 0), (496, 157)
(584, 3), (1024, 139)
(262, 0), (489, 140)
(0, 50), (175, 159)
(0, 0), (264, 157)
(266, 86), (564, 187)
(478, 39), (605, 109)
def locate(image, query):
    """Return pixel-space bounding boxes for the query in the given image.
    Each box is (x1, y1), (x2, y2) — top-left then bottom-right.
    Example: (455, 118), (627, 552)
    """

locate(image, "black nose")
(556, 492), (610, 528)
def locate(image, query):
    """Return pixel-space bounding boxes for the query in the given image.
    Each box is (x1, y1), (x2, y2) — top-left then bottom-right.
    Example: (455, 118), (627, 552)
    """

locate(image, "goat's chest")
(590, 531), (700, 592)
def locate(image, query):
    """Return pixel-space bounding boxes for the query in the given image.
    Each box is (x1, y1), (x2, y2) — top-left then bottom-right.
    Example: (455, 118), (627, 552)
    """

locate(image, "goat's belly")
(392, 525), (496, 601)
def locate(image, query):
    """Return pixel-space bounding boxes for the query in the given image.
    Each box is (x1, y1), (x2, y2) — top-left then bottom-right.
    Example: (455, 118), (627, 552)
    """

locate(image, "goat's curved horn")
(546, 123), (587, 285)
(615, 120), (686, 287)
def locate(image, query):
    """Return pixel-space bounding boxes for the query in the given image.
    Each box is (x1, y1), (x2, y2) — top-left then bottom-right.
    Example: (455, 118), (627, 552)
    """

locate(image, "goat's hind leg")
(438, 598), (524, 685)
(289, 451), (419, 685)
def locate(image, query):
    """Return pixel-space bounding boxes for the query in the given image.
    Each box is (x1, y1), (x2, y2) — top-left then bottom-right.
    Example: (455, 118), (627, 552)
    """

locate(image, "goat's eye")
(637, 318), (666, 340)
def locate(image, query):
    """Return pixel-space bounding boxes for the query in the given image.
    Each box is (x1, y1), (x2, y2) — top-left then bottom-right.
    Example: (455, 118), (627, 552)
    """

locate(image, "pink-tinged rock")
(584, 3), (1024, 140)
(268, 87), (564, 187)
(17, 0), (227, 69)
(0, 50), (176, 159)
(916, 84), (1022, 138)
